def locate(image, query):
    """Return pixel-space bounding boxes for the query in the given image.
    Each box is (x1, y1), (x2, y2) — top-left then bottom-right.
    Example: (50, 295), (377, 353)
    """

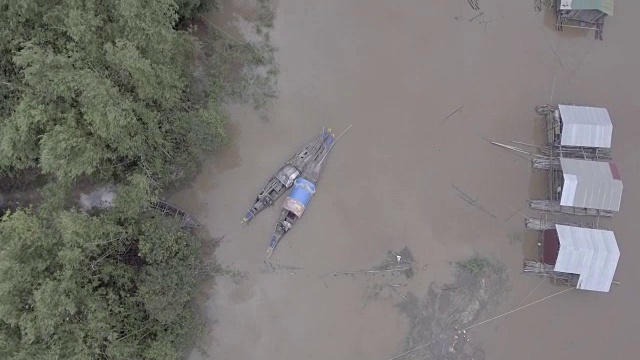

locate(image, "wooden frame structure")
(555, 0), (611, 40)
(524, 216), (595, 231)
(524, 260), (580, 287)
(524, 221), (619, 292)
(524, 218), (582, 286)
(535, 104), (612, 162)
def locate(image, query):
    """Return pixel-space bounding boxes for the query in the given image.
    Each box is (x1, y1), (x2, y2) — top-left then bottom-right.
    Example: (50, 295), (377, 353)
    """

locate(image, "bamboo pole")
(532, 157), (560, 170)
(451, 184), (498, 219)
(320, 266), (412, 278)
(558, 24), (598, 30)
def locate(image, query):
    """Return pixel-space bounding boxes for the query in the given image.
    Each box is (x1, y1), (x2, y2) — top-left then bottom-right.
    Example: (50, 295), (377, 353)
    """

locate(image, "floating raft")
(529, 200), (614, 217)
(523, 260), (579, 287)
(525, 218), (595, 231)
(537, 103), (613, 161)
(540, 145), (611, 162)
(525, 218), (557, 231)
(150, 201), (201, 229)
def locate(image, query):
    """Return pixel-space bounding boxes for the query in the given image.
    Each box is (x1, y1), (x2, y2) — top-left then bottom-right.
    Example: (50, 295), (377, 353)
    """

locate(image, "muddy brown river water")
(177, 1), (640, 359)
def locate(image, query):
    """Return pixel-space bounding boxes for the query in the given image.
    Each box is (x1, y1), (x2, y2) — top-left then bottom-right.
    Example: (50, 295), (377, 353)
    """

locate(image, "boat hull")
(242, 128), (331, 223)
(267, 131), (336, 256)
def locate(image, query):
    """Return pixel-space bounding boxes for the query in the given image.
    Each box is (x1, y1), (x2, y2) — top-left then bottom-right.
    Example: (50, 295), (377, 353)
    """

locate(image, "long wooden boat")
(267, 131), (335, 257)
(151, 201), (200, 229)
(242, 128), (332, 224)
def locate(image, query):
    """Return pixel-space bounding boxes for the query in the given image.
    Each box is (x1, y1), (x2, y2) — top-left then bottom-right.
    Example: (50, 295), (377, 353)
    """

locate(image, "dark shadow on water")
(522, 229), (541, 260)
(163, 122), (241, 221)
(215, 121), (243, 172)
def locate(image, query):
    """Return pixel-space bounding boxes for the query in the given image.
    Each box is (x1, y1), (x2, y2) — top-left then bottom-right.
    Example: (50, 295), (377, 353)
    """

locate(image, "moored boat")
(242, 128), (332, 224)
(267, 131), (335, 257)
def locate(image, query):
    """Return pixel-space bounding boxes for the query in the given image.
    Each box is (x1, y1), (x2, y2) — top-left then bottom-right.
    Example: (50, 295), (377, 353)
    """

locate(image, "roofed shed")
(556, 105), (612, 148)
(556, 0), (613, 40)
(553, 225), (620, 292)
(560, 158), (622, 212)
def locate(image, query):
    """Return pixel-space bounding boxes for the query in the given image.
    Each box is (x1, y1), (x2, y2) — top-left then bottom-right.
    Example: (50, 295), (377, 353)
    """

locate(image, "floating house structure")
(524, 224), (620, 293)
(536, 104), (613, 161)
(530, 158), (622, 217)
(555, 0), (613, 40)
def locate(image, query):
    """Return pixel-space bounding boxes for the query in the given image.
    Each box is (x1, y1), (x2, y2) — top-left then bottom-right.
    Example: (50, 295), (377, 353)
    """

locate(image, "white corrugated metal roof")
(554, 225), (620, 292)
(558, 105), (613, 148)
(560, 158), (622, 211)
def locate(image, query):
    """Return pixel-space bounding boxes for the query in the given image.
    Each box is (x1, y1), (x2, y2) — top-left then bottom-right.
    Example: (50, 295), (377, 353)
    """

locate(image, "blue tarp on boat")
(289, 178), (316, 206)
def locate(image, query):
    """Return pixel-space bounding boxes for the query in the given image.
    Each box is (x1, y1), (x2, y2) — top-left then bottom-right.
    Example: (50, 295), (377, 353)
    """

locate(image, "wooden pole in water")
(334, 124), (353, 142)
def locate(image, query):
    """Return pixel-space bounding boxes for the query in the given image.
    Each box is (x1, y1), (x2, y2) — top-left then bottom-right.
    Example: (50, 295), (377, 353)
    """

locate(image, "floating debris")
(451, 184), (497, 219)
(320, 247), (415, 279)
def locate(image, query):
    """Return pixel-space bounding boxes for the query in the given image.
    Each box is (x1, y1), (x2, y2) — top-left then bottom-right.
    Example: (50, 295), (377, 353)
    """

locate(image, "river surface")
(177, 1), (640, 359)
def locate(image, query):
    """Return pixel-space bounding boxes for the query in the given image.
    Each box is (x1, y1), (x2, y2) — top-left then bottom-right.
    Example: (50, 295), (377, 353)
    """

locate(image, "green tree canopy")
(0, 176), (202, 359)
(0, 0), (225, 184)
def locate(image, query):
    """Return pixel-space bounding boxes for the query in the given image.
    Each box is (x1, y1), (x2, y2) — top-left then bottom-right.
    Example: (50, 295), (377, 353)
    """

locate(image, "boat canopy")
(283, 178), (316, 217)
(289, 178), (316, 205)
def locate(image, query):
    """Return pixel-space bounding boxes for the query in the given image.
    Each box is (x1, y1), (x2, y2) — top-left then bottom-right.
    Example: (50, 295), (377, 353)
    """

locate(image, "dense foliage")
(0, 176), (202, 359)
(0, 0), (282, 355)
(0, 0), (226, 184)
(0, 0), (234, 359)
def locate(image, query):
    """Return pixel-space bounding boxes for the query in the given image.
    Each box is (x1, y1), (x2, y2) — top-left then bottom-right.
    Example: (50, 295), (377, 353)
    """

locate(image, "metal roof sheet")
(560, 0), (614, 15)
(558, 105), (613, 148)
(554, 225), (620, 292)
(560, 158), (623, 211)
